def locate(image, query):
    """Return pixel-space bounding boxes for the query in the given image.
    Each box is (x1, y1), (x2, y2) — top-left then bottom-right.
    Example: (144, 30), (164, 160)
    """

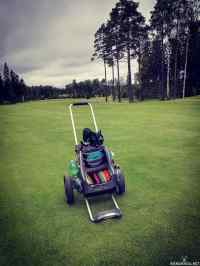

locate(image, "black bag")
(83, 128), (104, 146)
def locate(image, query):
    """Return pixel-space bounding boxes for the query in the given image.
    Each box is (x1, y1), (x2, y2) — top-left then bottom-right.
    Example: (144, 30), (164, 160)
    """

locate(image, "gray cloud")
(0, 0), (154, 87)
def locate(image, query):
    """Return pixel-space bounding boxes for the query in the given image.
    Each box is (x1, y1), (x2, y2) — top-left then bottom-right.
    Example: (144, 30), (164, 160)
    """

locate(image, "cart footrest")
(93, 208), (121, 222)
(85, 194), (122, 222)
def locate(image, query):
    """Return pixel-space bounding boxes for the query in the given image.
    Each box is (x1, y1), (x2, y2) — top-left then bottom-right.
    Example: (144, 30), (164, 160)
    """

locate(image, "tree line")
(0, 63), (112, 104)
(65, 78), (131, 99)
(0, 62), (26, 104)
(92, 0), (200, 102)
(0, 62), (67, 104)
(0, 62), (131, 104)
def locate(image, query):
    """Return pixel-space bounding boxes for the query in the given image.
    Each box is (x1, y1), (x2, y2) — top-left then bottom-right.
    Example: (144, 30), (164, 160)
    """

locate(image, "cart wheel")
(115, 170), (125, 195)
(64, 175), (74, 205)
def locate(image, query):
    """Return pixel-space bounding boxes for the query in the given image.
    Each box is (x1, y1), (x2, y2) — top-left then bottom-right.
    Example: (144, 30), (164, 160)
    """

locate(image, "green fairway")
(0, 97), (200, 266)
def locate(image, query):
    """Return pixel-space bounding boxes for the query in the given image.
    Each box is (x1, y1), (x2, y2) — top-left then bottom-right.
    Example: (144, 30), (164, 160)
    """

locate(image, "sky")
(0, 0), (155, 87)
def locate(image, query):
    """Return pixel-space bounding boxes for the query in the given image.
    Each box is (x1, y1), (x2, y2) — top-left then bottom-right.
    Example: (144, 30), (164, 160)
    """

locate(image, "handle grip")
(72, 102), (89, 106)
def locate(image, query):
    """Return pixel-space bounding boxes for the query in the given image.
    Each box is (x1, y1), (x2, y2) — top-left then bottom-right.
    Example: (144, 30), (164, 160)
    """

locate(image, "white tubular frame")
(69, 103), (98, 145)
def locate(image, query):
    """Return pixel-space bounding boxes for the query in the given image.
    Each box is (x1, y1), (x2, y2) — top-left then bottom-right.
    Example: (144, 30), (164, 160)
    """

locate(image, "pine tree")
(110, 0), (145, 102)
(92, 23), (110, 102)
(0, 73), (3, 103)
(3, 62), (11, 102)
(108, 10), (124, 102)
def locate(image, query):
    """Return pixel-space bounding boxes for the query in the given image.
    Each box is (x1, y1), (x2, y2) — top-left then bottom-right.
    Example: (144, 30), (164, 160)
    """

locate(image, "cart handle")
(72, 102), (89, 106)
(68, 102), (98, 145)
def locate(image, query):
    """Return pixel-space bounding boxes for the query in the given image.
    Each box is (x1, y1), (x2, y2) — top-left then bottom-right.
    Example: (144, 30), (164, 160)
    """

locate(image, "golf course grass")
(0, 97), (200, 266)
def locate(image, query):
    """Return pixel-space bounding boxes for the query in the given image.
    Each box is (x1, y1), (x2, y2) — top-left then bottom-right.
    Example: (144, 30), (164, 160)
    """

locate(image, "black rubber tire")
(115, 170), (125, 195)
(64, 175), (74, 205)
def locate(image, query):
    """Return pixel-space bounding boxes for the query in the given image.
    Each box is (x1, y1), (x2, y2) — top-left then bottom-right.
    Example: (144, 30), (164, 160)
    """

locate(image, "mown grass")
(0, 97), (200, 266)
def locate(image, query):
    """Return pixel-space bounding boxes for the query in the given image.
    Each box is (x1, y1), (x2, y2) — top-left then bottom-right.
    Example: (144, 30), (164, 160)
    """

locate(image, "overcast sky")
(0, 0), (155, 87)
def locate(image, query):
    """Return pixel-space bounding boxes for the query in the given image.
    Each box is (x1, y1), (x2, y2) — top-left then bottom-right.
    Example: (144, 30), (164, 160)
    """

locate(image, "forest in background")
(0, 0), (199, 104)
